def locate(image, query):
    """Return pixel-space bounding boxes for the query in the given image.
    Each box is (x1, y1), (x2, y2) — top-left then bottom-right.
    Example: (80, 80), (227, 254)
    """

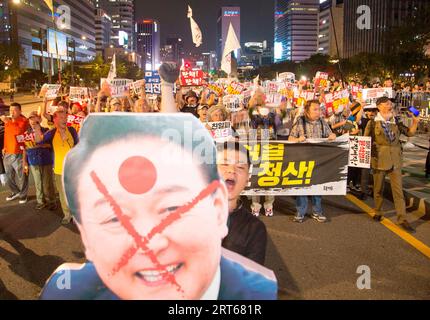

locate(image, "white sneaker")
(19, 198), (28, 204)
(6, 193), (20, 202)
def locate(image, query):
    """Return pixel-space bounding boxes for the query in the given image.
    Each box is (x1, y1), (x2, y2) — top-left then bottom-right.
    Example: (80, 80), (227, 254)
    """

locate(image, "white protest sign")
(208, 121), (232, 142)
(39, 84), (61, 99)
(278, 72), (295, 83)
(107, 79), (133, 98)
(223, 95), (242, 113)
(349, 136), (372, 168)
(361, 87), (393, 102)
(69, 87), (89, 102)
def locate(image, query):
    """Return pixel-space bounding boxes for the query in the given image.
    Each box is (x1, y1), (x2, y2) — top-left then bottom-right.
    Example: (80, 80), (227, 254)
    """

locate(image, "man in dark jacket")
(217, 142), (268, 265)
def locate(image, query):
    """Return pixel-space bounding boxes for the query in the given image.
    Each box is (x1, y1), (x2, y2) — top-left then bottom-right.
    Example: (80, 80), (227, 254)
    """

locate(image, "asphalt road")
(1, 186), (429, 300)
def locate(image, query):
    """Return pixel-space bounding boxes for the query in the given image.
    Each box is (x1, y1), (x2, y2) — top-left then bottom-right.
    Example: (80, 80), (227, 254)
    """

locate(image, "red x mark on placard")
(90, 170), (221, 293)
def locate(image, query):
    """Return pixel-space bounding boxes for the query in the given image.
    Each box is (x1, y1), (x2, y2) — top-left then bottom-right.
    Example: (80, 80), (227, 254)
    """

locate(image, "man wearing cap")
(35, 106), (79, 225)
(1, 103), (29, 204)
(364, 97), (420, 233)
(197, 104), (209, 123)
(180, 90), (200, 117)
(22, 112), (56, 211)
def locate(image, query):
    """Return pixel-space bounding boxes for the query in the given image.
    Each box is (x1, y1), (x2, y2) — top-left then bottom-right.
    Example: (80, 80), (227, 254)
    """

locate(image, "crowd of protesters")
(0, 64), (425, 267)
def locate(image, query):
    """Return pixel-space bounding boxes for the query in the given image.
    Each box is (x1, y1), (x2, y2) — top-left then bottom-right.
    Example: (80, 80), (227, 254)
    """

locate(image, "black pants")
(348, 167), (361, 187)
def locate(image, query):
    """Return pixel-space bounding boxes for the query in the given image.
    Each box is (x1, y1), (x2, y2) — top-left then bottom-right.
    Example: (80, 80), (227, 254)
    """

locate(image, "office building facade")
(95, 8), (113, 55)
(317, 0), (344, 57)
(343, 0), (430, 58)
(274, 0), (319, 63)
(217, 6), (241, 65)
(95, 0), (135, 51)
(1, 0), (96, 72)
(136, 19), (160, 71)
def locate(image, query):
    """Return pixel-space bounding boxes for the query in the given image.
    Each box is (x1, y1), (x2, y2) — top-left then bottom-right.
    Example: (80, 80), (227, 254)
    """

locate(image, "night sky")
(135, 0), (275, 54)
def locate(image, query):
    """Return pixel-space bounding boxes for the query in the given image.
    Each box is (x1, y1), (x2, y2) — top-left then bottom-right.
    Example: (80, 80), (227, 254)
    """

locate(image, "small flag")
(188, 6), (203, 48)
(44, 0), (54, 13)
(221, 23), (241, 76)
(107, 54), (116, 81)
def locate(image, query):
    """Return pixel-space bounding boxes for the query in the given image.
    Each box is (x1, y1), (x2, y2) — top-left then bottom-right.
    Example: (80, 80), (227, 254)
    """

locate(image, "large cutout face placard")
(41, 113), (277, 300)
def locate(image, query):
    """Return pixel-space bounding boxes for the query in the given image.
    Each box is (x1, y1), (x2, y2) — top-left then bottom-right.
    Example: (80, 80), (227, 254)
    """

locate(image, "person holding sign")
(289, 100), (336, 223)
(364, 97), (420, 233)
(22, 112), (56, 211)
(1, 103), (29, 204)
(180, 90), (200, 117)
(35, 106), (79, 225)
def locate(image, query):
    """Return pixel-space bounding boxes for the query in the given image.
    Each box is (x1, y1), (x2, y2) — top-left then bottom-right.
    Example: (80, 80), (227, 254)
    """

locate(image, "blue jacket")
(40, 255), (278, 300)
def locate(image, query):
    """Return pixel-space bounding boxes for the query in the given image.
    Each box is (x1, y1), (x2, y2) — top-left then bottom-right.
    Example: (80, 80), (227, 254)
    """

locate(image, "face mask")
(259, 107), (270, 117)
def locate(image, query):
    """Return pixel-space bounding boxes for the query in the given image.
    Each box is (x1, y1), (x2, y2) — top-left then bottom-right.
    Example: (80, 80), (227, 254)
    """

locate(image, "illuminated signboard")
(224, 10), (239, 17)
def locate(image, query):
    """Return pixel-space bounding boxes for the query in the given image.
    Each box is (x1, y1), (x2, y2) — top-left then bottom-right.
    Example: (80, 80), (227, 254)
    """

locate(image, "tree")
(0, 43), (23, 82)
(384, 5), (430, 81)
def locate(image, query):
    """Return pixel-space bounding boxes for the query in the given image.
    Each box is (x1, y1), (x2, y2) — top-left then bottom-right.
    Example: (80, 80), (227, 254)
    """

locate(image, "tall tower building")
(95, 8), (113, 55)
(274, 0), (319, 63)
(217, 6), (241, 66)
(343, 0), (430, 58)
(95, 0), (135, 51)
(317, 0), (344, 57)
(136, 19), (160, 71)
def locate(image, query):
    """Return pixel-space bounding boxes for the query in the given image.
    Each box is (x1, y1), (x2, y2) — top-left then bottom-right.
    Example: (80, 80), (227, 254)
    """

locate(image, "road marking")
(345, 194), (430, 260)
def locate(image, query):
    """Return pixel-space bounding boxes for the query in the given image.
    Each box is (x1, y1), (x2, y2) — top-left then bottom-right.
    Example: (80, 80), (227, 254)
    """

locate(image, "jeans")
(54, 174), (71, 220)
(296, 196), (323, 218)
(30, 165), (56, 206)
(3, 153), (29, 199)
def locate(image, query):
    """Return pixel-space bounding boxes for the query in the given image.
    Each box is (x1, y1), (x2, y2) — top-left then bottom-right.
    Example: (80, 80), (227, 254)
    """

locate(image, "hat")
(184, 90), (199, 102)
(110, 98), (121, 106)
(198, 104), (209, 111)
(28, 111), (41, 119)
(207, 105), (228, 121)
(364, 103), (377, 111)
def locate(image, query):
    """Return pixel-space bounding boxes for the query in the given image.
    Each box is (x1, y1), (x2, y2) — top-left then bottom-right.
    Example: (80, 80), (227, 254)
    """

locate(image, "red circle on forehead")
(118, 156), (157, 195)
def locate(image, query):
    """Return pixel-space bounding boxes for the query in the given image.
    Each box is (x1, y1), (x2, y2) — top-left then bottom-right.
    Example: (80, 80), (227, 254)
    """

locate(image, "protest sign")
(69, 87), (89, 102)
(314, 72), (329, 90)
(278, 72), (295, 83)
(208, 121), (233, 142)
(16, 132), (35, 144)
(108, 79), (133, 98)
(39, 84), (61, 99)
(40, 113), (278, 300)
(226, 82), (245, 95)
(361, 87), (393, 102)
(265, 93), (283, 107)
(350, 85), (362, 100)
(349, 136), (371, 168)
(180, 70), (204, 87)
(144, 71), (161, 95)
(241, 136), (349, 196)
(333, 89), (350, 111)
(206, 83), (225, 96)
(223, 94), (242, 113)
(130, 80), (145, 96)
(67, 114), (86, 132)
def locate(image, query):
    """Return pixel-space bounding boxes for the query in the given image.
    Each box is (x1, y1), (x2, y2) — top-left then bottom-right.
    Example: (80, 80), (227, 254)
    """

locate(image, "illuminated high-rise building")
(136, 19), (160, 71)
(95, 0), (135, 50)
(274, 0), (319, 63)
(217, 6), (241, 65)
